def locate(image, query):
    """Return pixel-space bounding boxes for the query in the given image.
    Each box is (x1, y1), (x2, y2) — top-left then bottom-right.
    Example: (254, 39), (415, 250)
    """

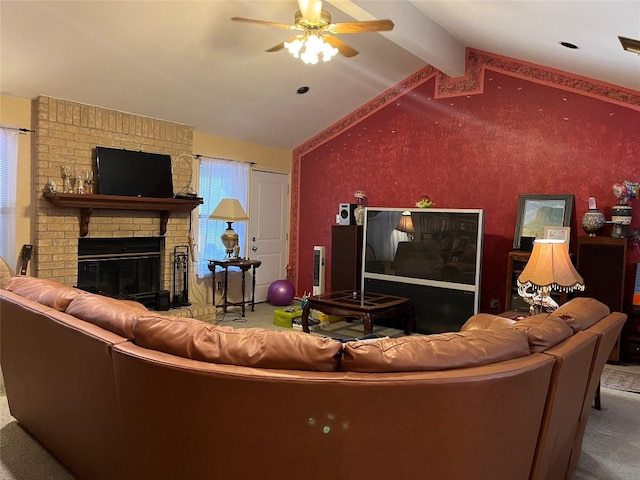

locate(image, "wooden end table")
(208, 258), (261, 317)
(301, 290), (415, 336)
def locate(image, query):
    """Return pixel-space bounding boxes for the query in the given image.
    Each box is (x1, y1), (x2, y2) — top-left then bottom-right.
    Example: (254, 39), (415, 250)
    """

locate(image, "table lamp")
(517, 239), (585, 314)
(209, 198), (249, 258)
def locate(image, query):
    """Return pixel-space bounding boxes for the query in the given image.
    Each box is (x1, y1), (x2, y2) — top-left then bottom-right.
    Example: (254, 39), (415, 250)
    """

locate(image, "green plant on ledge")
(415, 195), (434, 208)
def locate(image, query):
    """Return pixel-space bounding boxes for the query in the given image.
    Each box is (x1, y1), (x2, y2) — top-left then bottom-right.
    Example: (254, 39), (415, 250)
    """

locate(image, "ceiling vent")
(618, 36), (640, 55)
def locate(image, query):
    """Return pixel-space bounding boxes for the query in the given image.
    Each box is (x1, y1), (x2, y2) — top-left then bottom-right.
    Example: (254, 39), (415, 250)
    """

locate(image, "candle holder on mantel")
(581, 197), (605, 237)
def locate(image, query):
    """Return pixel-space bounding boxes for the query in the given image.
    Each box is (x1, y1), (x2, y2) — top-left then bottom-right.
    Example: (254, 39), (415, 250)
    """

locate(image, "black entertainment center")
(361, 207), (484, 334)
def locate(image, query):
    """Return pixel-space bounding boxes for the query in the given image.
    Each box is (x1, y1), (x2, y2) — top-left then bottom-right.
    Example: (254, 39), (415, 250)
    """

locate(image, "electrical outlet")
(490, 298), (499, 309)
(217, 281), (223, 292)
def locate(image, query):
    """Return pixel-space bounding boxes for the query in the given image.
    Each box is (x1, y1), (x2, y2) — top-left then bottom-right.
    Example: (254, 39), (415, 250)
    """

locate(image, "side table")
(208, 258), (262, 317)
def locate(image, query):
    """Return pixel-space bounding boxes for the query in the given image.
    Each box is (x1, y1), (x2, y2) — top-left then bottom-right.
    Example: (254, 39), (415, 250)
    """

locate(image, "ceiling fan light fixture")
(285, 33), (338, 64)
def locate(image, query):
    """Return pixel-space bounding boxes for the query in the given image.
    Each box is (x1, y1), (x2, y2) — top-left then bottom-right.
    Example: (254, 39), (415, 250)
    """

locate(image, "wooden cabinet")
(576, 236), (627, 362)
(504, 250), (569, 313)
(331, 225), (363, 292)
(623, 305), (640, 362)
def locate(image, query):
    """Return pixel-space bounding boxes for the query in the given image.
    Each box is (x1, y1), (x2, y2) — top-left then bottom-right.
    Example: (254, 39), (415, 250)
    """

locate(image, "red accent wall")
(292, 51), (640, 313)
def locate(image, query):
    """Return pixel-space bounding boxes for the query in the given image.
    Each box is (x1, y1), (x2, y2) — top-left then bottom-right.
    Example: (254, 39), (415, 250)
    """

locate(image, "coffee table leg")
(363, 313), (373, 336)
(301, 302), (312, 333)
(404, 304), (416, 335)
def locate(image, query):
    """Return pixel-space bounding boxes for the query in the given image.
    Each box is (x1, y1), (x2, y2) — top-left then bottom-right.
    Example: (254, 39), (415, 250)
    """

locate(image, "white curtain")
(196, 157), (250, 277)
(0, 128), (19, 266)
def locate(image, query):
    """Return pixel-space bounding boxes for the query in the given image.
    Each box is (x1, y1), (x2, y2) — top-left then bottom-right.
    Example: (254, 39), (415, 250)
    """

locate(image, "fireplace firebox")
(77, 237), (163, 308)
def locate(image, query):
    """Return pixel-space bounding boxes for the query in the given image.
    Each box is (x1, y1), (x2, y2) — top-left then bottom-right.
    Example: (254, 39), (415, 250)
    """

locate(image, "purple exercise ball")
(267, 280), (295, 306)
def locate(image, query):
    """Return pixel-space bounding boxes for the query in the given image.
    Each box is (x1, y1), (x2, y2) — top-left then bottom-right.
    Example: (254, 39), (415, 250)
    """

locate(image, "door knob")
(251, 246), (257, 252)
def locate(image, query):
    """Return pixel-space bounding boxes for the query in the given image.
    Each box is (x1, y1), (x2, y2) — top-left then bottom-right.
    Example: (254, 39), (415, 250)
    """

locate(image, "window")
(197, 157), (250, 276)
(0, 128), (19, 264)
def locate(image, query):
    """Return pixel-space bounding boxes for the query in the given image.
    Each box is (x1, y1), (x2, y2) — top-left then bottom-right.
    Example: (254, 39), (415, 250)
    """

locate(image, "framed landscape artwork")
(513, 194), (574, 249)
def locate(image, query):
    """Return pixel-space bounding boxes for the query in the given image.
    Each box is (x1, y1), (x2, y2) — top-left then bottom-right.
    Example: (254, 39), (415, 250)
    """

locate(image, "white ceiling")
(1, 1), (639, 150)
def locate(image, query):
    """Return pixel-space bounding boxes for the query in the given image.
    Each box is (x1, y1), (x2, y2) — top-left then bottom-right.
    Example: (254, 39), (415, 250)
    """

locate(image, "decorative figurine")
(45, 181), (58, 194)
(353, 190), (367, 226)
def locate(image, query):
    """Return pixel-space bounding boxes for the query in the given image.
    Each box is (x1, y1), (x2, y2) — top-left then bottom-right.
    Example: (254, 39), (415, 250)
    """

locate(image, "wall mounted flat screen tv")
(362, 207), (484, 333)
(96, 146), (174, 198)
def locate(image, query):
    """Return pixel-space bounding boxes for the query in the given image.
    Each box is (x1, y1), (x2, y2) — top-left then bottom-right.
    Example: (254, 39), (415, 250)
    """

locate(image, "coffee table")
(300, 290), (415, 336)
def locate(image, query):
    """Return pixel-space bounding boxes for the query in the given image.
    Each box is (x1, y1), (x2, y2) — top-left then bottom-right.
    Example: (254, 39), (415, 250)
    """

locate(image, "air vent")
(618, 36), (640, 55)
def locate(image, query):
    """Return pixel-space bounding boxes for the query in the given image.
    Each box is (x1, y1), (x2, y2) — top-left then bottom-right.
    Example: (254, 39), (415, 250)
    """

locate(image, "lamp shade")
(518, 239), (585, 292)
(396, 212), (415, 233)
(208, 198), (248, 221)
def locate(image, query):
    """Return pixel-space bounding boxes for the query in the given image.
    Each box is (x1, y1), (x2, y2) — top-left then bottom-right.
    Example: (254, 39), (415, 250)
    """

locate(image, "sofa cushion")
(460, 313), (517, 331)
(133, 315), (343, 372)
(554, 297), (611, 332)
(512, 314), (574, 353)
(341, 328), (530, 373)
(66, 293), (152, 339)
(6, 275), (86, 311)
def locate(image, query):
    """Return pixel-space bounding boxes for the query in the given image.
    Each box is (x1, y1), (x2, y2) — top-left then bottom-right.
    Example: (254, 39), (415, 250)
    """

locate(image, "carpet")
(600, 365), (640, 394)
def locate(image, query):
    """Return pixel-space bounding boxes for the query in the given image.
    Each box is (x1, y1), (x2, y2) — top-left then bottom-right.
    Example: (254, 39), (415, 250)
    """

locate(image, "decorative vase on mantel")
(581, 197), (606, 237)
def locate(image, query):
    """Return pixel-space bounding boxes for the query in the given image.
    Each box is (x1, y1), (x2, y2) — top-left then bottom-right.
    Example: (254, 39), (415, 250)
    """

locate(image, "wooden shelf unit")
(576, 236), (627, 363)
(44, 192), (202, 237)
(331, 225), (363, 292)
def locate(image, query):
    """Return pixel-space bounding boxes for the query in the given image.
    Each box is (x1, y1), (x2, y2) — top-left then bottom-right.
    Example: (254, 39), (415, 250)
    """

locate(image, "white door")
(248, 170), (289, 303)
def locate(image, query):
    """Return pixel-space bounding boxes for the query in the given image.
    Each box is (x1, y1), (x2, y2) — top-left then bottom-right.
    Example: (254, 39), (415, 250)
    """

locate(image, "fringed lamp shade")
(517, 239), (585, 313)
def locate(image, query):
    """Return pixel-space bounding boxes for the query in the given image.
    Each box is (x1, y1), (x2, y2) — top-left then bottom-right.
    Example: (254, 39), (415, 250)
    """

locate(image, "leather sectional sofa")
(0, 276), (626, 480)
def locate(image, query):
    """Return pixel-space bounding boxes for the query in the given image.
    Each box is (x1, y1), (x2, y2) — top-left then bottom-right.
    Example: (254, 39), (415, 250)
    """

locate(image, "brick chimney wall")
(32, 96), (196, 290)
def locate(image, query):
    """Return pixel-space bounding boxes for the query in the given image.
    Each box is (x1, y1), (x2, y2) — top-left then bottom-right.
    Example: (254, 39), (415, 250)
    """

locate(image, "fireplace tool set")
(173, 245), (191, 307)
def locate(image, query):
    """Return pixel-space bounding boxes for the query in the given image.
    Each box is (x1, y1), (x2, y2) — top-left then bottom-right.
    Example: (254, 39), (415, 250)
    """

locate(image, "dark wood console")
(43, 192), (202, 236)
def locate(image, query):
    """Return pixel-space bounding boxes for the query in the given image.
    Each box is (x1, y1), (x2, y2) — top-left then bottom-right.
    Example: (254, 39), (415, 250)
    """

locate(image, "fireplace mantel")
(44, 192), (203, 237)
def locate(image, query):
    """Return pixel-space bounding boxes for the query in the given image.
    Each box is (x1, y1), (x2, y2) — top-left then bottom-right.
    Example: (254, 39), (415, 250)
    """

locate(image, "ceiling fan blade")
(266, 36), (299, 53)
(331, 19), (394, 34)
(231, 17), (297, 30)
(298, 0), (323, 22)
(324, 36), (359, 57)
(266, 42), (285, 53)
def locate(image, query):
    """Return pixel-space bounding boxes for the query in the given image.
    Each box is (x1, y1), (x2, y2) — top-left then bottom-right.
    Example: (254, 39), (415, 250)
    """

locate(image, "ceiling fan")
(231, 0), (394, 64)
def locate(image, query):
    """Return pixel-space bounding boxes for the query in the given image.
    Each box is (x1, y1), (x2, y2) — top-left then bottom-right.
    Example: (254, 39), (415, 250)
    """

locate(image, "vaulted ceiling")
(2, 1), (639, 149)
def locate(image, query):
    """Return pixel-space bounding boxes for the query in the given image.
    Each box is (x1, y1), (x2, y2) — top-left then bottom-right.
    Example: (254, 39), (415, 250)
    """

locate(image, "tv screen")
(362, 207), (484, 333)
(96, 146), (174, 198)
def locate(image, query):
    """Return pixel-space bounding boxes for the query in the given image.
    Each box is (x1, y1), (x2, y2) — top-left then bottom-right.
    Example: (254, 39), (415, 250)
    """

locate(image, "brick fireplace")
(32, 96), (195, 294)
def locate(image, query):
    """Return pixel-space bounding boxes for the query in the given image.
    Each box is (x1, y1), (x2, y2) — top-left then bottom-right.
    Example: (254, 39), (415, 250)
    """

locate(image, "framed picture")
(544, 226), (571, 245)
(513, 194), (574, 249)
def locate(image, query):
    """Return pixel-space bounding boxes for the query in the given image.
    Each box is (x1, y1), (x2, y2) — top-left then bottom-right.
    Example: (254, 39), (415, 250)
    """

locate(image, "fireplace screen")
(77, 237), (162, 307)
